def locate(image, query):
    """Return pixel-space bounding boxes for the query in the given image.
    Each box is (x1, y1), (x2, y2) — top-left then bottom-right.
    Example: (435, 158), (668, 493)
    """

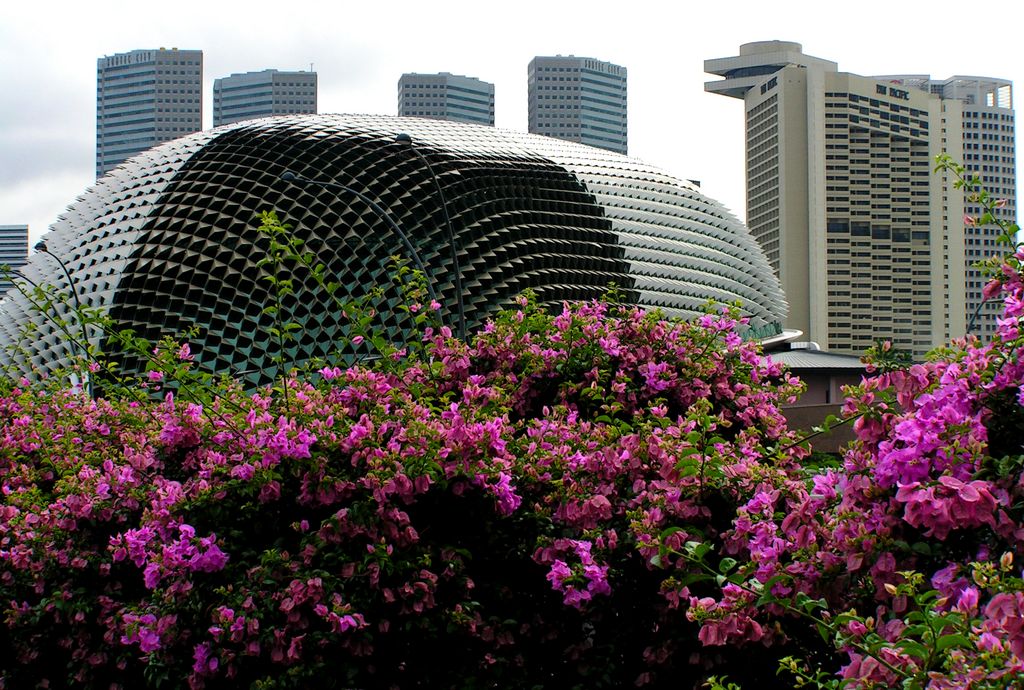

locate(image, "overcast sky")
(2, 0), (1021, 249)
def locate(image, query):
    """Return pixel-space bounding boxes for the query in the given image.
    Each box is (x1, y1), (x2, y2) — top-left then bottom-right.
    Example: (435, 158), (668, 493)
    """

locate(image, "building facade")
(528, 56), (628, 155)
(873, 75), (1016, 338)
(397, 73), (494, 126)
(96, 48), (203, 178)
(704, 41), (1014, 357)
(213, 69), (317, 127)
(0, 225), (29, 298)
(1, 115), (785, 384)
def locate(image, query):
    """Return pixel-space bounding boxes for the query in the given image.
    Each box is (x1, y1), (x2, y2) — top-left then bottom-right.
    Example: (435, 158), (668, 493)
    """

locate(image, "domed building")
(0, 115), (786, 385)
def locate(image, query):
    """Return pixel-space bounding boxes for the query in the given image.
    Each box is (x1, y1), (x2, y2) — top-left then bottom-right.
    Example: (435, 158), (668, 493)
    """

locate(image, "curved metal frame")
(395, 132), (465, 340)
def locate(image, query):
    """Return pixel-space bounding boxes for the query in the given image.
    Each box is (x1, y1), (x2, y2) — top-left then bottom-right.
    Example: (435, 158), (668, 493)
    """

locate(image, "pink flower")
(192, 642), (218, 676)
(546, 560), (572, 590)
(489, 472), (522, 515)
(954, 586), (979, 615)
(983, 592), (1024, 658)
(319, 366), (342, 380)
(189, 540), (228, 573)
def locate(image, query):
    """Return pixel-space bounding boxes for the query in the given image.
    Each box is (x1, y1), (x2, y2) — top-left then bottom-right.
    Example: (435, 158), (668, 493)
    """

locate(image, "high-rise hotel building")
(528, 56), (628, 155)
(873, 75), (1016, 338)
(214, 69), (317, 127)
(397, 73), (495, 126)
(96, 48), (203, 178)
(706, 42), (1015, 357)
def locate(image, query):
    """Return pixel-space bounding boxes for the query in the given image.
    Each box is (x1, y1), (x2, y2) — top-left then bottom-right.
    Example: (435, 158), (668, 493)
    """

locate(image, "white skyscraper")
(705, 41), (990, 357)
(528, 56), (627, 155)
(397, 73), (495, 126)
(213, 69), (317, 127)
(873, 75), (1016, 337)
(96, 48), (203, 178)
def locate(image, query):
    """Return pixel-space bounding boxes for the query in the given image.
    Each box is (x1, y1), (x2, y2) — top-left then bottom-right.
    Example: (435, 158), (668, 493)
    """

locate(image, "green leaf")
(936, 633), (971, 652)
(677, 572), (714, 587)
(894, 640), (930, 661)
(903, 621), (928, 634)
(677, 463), (699, 478)
(795, 593), (827, 614)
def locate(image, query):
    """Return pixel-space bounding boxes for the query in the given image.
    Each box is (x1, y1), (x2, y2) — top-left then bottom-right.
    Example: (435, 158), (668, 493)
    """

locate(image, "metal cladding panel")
(0, 115), (786, 384)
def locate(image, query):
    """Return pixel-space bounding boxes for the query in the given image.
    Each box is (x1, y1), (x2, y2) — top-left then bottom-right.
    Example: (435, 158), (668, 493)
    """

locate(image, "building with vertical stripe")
(873, 75), (1015, 338)
(703, 42), (1017, 357)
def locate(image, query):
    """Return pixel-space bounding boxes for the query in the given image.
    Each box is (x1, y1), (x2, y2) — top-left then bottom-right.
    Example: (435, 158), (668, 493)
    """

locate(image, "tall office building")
(872, 75), (1016, 338)
(0, 225), (29, 299)
(96, 48), (202, 178)
(528, 56), (628, 155)
(213, 69), (317, 127)
(704, 41), (1016, 357)
(397, 73), (495, 126)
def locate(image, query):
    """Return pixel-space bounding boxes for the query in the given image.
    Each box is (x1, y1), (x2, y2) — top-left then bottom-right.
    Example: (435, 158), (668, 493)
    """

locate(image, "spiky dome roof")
(0, 115), (785, 384)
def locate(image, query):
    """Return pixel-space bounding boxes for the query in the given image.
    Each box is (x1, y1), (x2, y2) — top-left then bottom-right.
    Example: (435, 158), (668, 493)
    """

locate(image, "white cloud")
(2, 0), (1020, 248)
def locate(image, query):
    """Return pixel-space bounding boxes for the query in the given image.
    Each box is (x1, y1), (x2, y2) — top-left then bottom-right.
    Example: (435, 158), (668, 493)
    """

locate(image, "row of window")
(965, 111), (1013, 121)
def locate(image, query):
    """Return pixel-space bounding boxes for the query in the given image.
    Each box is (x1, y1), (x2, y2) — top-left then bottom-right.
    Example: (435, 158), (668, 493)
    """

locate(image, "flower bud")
(1000, 552), (1013, 571)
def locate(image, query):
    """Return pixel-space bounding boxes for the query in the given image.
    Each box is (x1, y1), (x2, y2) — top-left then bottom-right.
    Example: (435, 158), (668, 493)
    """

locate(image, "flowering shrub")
(685, 158), (1024, 689)
(2, 158), (1022, 688)
(0, 292), (810, 688)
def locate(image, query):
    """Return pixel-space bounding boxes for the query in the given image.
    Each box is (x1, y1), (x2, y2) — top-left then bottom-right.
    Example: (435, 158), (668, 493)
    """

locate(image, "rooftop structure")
(2, 116), (785, 384)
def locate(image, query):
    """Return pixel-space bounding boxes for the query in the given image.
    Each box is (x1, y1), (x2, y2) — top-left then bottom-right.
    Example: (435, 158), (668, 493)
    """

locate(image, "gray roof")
(769, 349), (866, 370)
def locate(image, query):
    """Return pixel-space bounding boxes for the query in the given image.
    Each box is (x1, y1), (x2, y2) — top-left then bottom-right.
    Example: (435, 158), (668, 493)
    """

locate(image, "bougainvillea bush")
(2, 163), (1023, 689)
(0, 293), (812, 689)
